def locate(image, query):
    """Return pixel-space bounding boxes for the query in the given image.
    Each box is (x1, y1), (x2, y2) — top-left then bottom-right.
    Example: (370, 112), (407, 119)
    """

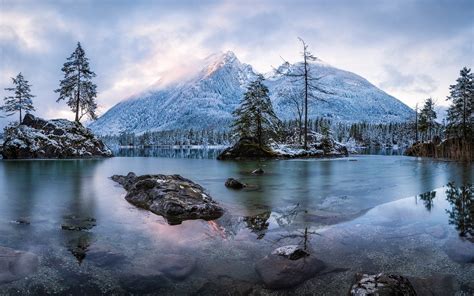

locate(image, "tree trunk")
(463, 94), (467, 141)
(75, 64), (81, 122)
(415, 104), (418, 143)
(19, 94), (22, 124)
(303, 51), (309, 150)
(257, 114), (262, 148)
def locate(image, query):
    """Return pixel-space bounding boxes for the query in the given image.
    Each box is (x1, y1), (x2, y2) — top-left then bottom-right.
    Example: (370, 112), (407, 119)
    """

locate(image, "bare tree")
(275, 37), (331, 150)
(279, 87), (304, 144)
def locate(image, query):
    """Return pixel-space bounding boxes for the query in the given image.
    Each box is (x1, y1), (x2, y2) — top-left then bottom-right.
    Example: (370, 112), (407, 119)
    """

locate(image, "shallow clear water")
(0, 154), (473, 295)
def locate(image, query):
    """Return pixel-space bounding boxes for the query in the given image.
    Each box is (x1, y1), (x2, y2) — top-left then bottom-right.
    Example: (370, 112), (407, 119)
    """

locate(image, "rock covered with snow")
(270, 130), (349, 158)
(1, 114), (112, 159)
(111, 172), (224, 225)
(217, 132), (348, 160)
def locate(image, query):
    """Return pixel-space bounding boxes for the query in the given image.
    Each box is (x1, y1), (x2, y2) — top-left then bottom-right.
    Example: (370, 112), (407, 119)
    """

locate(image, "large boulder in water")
(1, 114), (112, 159)
(111, 172), (224, 225)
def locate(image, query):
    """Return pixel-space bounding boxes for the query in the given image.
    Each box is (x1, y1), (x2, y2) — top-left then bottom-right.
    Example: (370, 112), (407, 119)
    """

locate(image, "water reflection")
(114, 147), (224, 159)
(418, 190), (436, 211)
(243, 211), (271, 239)
(445, 182), (473, 238)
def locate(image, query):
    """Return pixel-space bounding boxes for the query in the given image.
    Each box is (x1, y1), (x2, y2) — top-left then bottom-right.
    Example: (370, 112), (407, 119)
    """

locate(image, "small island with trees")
(0, 42), (111, 159)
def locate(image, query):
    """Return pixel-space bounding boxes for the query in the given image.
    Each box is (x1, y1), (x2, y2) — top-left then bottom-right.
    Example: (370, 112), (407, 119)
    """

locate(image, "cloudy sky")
(0, 0), (472, 127)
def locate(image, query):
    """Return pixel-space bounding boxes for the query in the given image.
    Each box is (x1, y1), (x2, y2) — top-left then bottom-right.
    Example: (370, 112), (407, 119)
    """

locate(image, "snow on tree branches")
(232, 75), (281, 147)
(1, 72), (35, 123)
(55, 42), (98, 122)
(446, 67), (474, 141)
(418, 97), (437, 141)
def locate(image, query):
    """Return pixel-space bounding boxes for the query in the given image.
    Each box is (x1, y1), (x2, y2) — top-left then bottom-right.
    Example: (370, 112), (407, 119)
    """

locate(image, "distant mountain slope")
(89, 51), (413, 135)
(267, 60), (414, 123)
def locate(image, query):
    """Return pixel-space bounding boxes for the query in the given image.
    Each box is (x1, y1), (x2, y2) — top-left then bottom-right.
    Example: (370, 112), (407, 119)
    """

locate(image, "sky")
(0, 0), (473, 128)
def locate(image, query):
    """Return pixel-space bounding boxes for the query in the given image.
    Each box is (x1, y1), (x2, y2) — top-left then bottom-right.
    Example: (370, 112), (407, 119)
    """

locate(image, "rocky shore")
(217, 133), (348, 160)
(1, 114), (112, 159)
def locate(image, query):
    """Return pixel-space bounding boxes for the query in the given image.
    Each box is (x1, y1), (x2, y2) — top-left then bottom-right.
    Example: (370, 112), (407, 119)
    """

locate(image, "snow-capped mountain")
(89, 51), (413, 135)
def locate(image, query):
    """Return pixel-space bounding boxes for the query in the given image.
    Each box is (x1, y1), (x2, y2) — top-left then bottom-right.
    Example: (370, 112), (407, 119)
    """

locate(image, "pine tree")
(232, 75), (281, 147)
(275, 38), (331, 150)
(446, 67), (474, 141)
(56, 42), (98, 122)
(1, 72), (35, 123)
(418, 98), (437, 141)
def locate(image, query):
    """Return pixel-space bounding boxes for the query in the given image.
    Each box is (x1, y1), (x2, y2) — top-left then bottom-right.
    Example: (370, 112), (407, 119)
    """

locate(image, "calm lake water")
(0, 151), (473, 295)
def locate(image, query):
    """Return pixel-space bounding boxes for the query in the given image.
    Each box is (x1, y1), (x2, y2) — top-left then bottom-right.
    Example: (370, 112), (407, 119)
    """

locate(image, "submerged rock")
(349, 273), (417, 296)
(157, 254), (197, 280)
(1, 114), (112, 159)
(255, 245), (325, 289)
(61, 215), (96, 231)
(111, 172), (224, 225)
(225, 178), (246, 189)
(252, 168), (265, 175)
(0, 246), (39, 284)
(443, 238), (474, 263)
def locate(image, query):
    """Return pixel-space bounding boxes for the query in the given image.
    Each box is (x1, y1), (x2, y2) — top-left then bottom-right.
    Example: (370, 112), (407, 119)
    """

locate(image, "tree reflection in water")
(418, 190), (436, 211)
(445, 182), (473, 238)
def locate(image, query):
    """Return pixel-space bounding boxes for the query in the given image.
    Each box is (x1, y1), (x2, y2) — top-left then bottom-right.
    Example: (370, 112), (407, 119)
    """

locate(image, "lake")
(0, 152), (473, 295)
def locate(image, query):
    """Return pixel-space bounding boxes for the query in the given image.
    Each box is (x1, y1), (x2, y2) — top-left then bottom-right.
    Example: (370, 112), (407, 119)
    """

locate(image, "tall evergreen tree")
(56, 42), (98, 122)
(275, 38), (331, 150)
(446, 67), (474, 141)
(232, 75), (281, 147)
(418, 98), (437, 141)
(1, 72), (35, 123)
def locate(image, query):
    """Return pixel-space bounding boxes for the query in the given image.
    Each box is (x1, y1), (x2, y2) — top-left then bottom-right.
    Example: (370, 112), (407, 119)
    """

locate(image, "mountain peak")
(202, 50), (242, 78)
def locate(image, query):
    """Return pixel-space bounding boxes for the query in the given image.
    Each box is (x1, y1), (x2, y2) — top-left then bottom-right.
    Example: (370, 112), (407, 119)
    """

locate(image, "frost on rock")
(1, 114), (112, 159)
(218, 131), (348, 160)
(269, 130), (348, 158)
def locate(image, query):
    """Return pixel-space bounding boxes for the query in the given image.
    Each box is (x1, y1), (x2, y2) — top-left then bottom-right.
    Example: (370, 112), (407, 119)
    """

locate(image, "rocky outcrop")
(1, 114), (112, 159)
(349, 273), (417, 296)
(111, 172), (224, 225)
(217, 137), (279, 160)
(0, 246), (39, 284)
(405, 137), (473, 161)
(255, 245), (326, 289)
(217, 133), (348, 160)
